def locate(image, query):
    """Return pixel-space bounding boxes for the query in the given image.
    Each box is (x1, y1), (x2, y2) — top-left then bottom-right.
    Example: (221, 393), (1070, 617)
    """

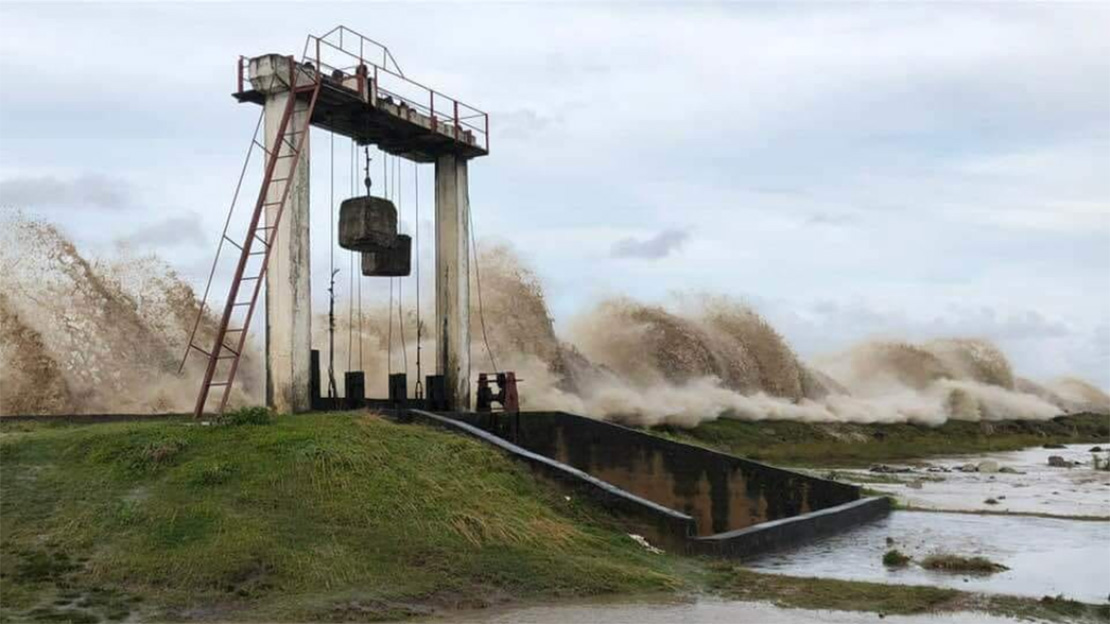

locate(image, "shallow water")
(423, 596), (1025, 624)
(745, 510), (1110, 602)
(835, 444), (1110, 517)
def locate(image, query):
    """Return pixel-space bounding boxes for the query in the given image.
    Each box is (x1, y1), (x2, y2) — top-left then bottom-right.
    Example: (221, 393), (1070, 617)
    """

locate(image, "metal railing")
(250, 25), (491, 153)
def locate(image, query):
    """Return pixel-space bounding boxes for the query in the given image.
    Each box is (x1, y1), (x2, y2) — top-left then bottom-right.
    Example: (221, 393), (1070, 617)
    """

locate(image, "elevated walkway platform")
(234, 27), (488, 163)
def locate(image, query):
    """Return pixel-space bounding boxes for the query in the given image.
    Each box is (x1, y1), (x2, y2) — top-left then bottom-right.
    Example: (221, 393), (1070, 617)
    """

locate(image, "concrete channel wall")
(408, 409), (890, 558)
(442, 410), (864, 535)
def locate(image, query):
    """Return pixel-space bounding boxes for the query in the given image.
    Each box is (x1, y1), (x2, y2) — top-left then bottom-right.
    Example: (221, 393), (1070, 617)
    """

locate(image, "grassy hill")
(0, 412), (683, 622)
(4, 410), (1108, 623)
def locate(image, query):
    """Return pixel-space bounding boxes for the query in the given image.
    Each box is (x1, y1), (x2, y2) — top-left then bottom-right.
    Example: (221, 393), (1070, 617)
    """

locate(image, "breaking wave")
(1, 214), (1105, 426)
(0, 213), (261, 414)
(474, 247), (1107, 427)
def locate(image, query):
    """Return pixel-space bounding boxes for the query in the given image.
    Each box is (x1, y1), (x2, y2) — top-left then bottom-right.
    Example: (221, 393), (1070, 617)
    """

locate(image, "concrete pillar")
(253, 55), (312, 413)
(434, 155), (471, 411)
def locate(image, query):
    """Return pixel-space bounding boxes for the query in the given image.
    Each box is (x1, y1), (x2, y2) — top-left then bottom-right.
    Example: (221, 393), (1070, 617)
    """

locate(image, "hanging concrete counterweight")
(338, 195), (398, 251)
(362, 234), (411, 276)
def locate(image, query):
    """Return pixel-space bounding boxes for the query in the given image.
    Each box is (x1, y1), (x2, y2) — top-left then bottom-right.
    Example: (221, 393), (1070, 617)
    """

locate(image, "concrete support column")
(258, 60), (312, 414)
(434, 155), (471, 411)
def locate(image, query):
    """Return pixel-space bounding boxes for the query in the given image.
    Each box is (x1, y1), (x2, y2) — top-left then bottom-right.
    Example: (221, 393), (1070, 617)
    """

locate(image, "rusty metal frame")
(300, 26), (490, 152)
(191, 57), (323, 417)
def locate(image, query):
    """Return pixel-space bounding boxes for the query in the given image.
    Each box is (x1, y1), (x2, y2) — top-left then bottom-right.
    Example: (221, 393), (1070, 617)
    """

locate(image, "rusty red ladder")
(187, 62), (322, 418)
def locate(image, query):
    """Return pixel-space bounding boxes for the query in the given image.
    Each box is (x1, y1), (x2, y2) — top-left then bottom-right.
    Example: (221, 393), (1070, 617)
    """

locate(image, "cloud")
(495, 108), (563, 141)
(0, 174), (131, 210)
(804, 212), (859, 227)
(116, 214), (206, 249)
(611, 228), (689, 260)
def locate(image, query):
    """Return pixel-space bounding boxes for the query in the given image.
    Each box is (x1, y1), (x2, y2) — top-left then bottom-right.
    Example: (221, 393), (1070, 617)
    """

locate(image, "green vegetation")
(213, 406), (274, 427)
(654, 412), (1109, 467)
(0, 413), (683, 622)
(882, 549), (911, 567)
(708, 566), (1110, 622)
(3, 411), (1108, 623)
(921, 554), (1009, 574)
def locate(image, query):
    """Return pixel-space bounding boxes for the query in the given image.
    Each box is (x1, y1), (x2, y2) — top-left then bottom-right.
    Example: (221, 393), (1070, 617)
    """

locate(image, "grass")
(882, 549), (911, 567)
(654, 412), (1109, 467)
(707, 566), (1110, 622)
(3, 411), (1108, 623)
(921, 554), (1009, 574)
(0, 412), (685, 622)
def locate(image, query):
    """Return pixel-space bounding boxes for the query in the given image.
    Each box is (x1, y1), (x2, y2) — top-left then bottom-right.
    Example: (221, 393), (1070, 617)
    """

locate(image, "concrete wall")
(406, 410), (697, 550)
(413, 409), (888, 557)
(692, 497), (890, 559)
(448, 411), (861, 536)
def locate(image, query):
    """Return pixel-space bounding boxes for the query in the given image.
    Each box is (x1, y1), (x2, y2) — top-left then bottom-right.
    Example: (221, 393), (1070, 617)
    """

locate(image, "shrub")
(921, 554), (1008, 574)
(882, 549), (911, 567)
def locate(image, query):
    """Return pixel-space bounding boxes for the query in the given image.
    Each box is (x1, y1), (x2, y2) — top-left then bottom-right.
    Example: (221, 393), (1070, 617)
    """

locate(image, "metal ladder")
(185, 61), (322, 418)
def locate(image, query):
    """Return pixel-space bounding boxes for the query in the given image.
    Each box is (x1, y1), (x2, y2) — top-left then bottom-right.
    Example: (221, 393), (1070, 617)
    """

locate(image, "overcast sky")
(1, 2), (1108, 389)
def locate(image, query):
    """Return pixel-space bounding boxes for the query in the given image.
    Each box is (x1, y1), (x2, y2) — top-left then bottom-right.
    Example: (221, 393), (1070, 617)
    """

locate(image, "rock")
(998, 466), (1020, 474)
(1048, 456), (1074, 468)
(885, 536), (895, 546)
(1043, 443), (1066, 449)
(958, 463), (979, 473)
(977, 460), (1000, 473)
(1090, 446), (1104, 453)
(984, 498), (999, 505)
(870, 464), (913, 474)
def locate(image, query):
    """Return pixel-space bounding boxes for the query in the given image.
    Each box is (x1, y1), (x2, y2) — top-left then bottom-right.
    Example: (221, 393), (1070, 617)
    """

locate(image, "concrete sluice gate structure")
(412, 410), (891, 558)
(191, 26), (887, 557)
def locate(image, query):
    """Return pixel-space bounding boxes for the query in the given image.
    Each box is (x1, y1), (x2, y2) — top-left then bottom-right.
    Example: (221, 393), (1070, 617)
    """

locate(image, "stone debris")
(977, 460), (1000, 473)
(1047, 456), (1076, 468)
(869, 464), (914, 474)
(627, 534), (663, 555)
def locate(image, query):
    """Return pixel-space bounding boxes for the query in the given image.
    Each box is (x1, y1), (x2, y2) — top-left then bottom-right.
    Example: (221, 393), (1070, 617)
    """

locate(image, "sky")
(1, 2), (1108, 389)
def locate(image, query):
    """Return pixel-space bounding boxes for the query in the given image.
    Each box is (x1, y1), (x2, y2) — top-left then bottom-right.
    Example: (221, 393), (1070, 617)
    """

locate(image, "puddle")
(422, 596), (1025, 623)
(745, 510), (1110, 602)
(833, 444), (1110, 517)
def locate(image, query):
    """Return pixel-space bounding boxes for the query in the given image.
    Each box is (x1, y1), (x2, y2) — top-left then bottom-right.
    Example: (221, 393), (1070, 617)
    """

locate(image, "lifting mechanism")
(476, 372), (520, 415)
(182, 26), (515, 418)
